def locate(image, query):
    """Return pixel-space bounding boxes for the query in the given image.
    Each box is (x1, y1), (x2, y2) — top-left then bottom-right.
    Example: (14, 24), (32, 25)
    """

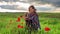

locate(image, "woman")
(23, 5), (41, 34)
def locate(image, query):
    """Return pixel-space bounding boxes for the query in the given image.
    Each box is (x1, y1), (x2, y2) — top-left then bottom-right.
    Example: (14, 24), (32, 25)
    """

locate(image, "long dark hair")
(29, 5), (38, 16)
(29, 5), (36, 12)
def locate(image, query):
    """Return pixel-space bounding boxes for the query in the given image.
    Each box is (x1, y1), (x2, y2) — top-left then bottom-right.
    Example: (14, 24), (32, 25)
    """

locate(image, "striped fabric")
(25, 13), (41, 30)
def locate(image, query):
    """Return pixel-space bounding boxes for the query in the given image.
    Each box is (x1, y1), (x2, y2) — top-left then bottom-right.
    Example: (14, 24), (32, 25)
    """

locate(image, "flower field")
(0, 12), (60, 34)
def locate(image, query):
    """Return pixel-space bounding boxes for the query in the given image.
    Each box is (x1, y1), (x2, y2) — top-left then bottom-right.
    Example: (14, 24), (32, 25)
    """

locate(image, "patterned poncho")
(25, 12), (40, 30)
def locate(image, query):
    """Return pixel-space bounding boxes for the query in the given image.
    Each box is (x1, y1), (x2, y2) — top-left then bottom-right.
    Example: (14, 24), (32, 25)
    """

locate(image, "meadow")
(0, 12), (60, 34)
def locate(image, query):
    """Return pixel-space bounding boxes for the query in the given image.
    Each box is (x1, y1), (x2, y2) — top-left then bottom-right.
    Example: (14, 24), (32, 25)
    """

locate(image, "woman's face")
(29, 7), (35, 13)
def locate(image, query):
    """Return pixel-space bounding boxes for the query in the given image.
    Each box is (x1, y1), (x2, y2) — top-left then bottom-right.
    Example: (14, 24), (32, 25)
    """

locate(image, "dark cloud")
(0, 5), (53, 11)
(54, 1), (60, 7)
(0, 0), (19, 2)
(40, 0), (60, 7)
(0, 0), (40, 2)
(0, 5), (26, 10)
(35, 6), (53, 11)
(0, 0), (55, 11)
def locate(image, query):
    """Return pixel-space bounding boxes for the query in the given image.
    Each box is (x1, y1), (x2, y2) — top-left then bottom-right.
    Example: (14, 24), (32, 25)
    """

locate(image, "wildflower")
(45, 27), (50, 31)
(18, 17), (20, 21)
(16, 17), (20, 22)
(18, 25), (24, 28)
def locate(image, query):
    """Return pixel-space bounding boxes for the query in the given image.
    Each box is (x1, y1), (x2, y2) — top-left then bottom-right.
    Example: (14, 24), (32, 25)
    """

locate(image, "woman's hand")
(20, 15), (29, 20)
(24, 17), (29, 20)
(20, 13), (29, 20)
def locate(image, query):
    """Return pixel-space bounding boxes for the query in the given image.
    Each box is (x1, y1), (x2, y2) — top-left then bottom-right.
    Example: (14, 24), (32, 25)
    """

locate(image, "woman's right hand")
(20, 13), (29, 20)
(21, 15), (28, 20)
(24, 17), (29, 20)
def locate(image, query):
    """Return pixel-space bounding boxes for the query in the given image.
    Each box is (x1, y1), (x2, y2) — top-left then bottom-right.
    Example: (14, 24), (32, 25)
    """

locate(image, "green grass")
(0, 12), (60, 34)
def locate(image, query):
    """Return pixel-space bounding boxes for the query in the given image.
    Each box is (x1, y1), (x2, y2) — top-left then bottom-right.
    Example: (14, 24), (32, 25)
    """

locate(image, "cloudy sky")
(0, 0), (60, 12)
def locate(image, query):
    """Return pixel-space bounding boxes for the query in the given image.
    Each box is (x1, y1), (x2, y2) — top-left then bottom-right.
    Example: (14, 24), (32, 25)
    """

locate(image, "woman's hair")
(29, 5), (38, 16)
(29, 5), (36, 13)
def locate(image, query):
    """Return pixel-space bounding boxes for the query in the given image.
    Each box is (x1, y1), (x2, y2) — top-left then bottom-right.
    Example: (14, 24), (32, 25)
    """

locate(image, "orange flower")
(16, 17), (20, 22)
(45, 27), (50, 31)
(18, 25), (24, 28)
(18, 17), (20, 21)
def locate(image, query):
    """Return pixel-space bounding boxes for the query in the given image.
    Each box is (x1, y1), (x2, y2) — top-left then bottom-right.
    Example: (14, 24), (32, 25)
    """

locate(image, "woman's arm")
(34, 15), (40, 28)
(20, 13), (29, 20)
